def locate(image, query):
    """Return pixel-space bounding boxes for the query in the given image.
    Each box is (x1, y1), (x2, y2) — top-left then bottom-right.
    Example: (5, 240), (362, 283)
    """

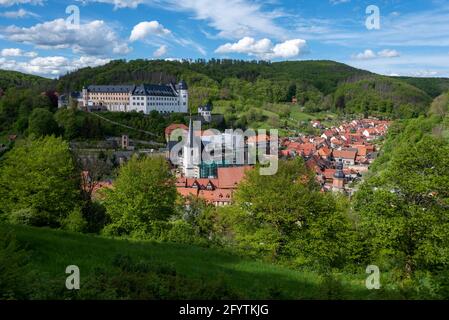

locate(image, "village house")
(176, 166), (252, 206)
(332, 149), (358, 166)
(282, 118), (390, 194)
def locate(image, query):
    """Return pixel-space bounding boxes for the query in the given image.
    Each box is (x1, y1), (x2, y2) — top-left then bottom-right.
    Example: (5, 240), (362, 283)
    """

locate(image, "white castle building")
(81, 81), (188, 114)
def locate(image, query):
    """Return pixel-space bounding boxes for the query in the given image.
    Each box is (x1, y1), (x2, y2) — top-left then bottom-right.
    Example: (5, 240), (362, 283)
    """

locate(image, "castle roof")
(177, 80), (188, 90)
(199, 104), (212, 112)
(132, 84), (178, 97)
(86, 83), (183, 97)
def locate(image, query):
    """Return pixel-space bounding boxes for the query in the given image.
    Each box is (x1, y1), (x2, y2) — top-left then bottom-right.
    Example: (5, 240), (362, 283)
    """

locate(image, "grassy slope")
(0, 223), (390, 299)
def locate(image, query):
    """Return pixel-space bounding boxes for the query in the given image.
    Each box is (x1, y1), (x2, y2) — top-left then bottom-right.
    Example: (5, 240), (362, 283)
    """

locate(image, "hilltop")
(54, 59), (444, 118)
(3, 60), (449, 120)
(0, 69), (54, 91)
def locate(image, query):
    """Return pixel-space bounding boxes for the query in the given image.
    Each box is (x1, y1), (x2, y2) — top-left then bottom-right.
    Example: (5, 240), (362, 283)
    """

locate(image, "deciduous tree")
(102, 156), (177, 237)
(0, 136), (81, 227)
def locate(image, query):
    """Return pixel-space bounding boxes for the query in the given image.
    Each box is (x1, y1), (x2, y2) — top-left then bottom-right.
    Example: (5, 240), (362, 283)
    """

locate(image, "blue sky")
(1, 0), (449, 78)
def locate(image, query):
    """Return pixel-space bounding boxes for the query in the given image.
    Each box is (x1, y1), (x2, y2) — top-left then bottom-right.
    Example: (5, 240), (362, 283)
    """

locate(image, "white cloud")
(352, 49), (400, 60)
(173, 37), (207, 56)
(1, 48), (37, 57)
(216, 37), (272, 55)
(353, 49), (377, 60)
(164, 57), (193, 63)
(410, 70), (441, 77)
(0, 0), (42, 6)
(82, 0), (288, 39)
(128, 20), (206, 55)
(215, 37), (306, 60)
(272, 39), (306, 59)
(0, 55), (110, 77)
(3, 19), (131, 56)
(172, 0), (286, 39)
(0, 8), (39, 18)
(347, 53), (449, 78)
(70, 56), (111, 70)
(87, 0), (143, 9)
(329, 0), (350, 4)
(153, 44), (168, 57)
(378, 49), (400, 58)
(313, 6), (449, 47)
(129, 20), (171, 42)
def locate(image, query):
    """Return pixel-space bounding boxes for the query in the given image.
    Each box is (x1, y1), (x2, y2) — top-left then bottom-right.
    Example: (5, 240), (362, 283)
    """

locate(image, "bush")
(123, 220), (208, 246)
(82, 201), (109, 234)
(62, 207), (87, 233)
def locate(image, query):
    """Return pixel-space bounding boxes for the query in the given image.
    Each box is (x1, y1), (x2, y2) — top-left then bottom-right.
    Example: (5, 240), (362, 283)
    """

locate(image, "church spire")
(187, 115), (194, 148)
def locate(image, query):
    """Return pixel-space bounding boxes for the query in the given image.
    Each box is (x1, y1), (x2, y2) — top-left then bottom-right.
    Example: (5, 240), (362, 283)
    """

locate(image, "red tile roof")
(333, 149), (357, 160)
(165, 123), (188, 140)
(217, 166), (252, 189)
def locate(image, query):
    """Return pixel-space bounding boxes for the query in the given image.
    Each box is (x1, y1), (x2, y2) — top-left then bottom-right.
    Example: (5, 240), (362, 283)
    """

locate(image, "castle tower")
(178, 80), (189, 113)
(82, 86), (88, 108)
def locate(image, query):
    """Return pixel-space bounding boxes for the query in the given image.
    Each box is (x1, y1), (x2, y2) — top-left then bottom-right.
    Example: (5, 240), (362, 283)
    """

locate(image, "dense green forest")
(0, 70), (54, 92)
(399, 76), (449, 98)
(53, 59), (444, 118)
(2, 59), (448, 142)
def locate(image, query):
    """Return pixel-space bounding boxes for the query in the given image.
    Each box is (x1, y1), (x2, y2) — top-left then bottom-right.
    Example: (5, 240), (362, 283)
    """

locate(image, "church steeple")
(182, 115), (199, 178)
(187, 115), (194, 148)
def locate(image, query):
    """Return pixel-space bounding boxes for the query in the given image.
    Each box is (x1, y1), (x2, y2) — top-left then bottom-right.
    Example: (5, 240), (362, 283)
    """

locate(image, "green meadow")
(1, 223), (401, 300)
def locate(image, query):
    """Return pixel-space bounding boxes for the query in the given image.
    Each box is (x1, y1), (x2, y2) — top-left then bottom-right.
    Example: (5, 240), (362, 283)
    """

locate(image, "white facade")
(81, 82), (189, 114)
(182, 118), (201, 178)
(128, 94), (187, 114)
(181, 120), (248, 178)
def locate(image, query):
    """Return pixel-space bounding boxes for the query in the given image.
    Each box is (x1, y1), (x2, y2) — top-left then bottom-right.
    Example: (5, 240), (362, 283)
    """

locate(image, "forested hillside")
(399, 76), (449, 98)
(55, 59), (442, 119)
(333, 76), (432, 118)
(0, 70), (54, 91)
